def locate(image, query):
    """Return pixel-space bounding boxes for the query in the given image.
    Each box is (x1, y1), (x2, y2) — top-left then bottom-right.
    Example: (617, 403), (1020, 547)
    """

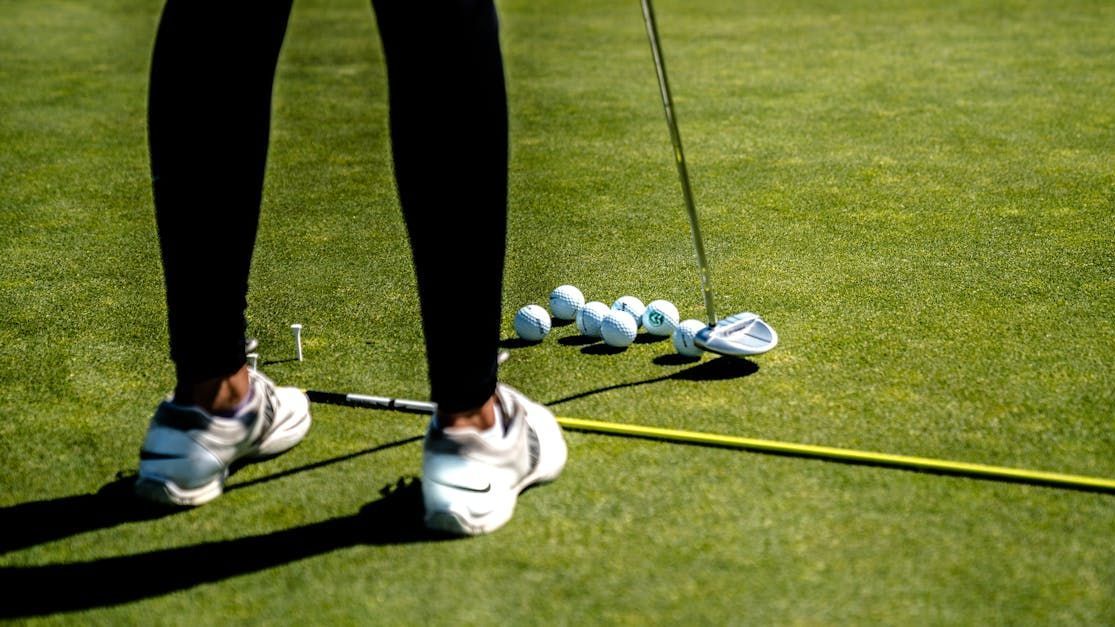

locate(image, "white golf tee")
(291, 324), (303, 362)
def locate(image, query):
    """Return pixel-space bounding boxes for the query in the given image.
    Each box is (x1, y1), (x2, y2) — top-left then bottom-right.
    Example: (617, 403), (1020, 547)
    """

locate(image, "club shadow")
(0, 436), (423, 557)
(261, 357), (299, 366)
(653, 353), (701, 366)
(547, 356), (757, 407)
(670, 357), (758, 381)
(0, 478), (449, 619)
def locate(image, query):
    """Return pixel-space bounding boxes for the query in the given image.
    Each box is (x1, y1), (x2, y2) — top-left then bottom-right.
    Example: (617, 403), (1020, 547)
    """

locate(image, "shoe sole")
(423, 471), (562, 536)
(134, 473), (226, 507)
(255, 410), (312, 458)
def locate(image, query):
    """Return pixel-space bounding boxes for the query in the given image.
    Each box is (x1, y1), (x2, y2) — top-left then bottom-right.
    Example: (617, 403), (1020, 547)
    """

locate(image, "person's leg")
(373, 0), (507, 423)
(150, 0), (294, 412)
(373, 0), (566, 535)
(137, 0), (311, 507)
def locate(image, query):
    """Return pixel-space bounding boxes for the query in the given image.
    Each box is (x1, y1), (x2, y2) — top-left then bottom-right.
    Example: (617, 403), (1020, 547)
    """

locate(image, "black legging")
(149, 0), (507, 413)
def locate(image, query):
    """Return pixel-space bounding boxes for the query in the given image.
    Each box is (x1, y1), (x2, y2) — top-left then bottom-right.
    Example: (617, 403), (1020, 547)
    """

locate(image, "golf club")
(306, 388), (1115, 494)
(640, 0), (778, 357)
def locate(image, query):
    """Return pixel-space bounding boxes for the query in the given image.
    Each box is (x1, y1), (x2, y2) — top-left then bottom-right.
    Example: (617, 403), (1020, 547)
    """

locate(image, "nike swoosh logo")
(429, 478), (492, 493)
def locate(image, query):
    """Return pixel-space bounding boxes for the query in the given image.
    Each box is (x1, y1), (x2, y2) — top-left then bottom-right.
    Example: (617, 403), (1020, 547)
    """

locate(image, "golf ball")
(601, 310), (638, 348)
(642, 299), (680, 336)
(514, 304), (551, 341)
(548, 285), (585, 320)
(611, 296), (646, 330)
(575, 301), (610, 338)
(673, 319), (706, 357)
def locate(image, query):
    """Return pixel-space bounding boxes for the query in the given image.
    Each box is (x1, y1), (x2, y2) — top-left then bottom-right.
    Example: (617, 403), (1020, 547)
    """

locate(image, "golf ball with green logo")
(642, 299), (679, 336)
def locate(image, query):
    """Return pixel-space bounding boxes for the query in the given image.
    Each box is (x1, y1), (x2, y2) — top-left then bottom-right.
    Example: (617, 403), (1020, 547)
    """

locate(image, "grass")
(1, 0), (1113, 622)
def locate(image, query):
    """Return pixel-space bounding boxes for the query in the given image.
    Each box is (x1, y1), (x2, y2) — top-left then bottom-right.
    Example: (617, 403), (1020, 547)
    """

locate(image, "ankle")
(173, 366), (251, 415)
(439, 395), (498, 431)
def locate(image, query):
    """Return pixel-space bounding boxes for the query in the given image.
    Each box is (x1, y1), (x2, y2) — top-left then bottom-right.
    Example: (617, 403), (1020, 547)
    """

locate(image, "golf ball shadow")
(558, 335), (599, 347)
(581, 343), (628, 356)
(634, 333), (669, 345)
(499, 337), (542, 349)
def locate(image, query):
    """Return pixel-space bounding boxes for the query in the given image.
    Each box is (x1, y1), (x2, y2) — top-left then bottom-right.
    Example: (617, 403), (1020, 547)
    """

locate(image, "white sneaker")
(422, 383), (567, 535)
(135, 370), (312, 506)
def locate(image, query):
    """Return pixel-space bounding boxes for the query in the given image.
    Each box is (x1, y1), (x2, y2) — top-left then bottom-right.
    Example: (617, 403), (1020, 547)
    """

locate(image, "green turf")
(2, 0), (1113, 622)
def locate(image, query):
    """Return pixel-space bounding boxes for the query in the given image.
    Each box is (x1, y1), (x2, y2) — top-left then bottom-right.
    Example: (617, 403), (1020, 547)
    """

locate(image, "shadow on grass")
(260, 357), (299, 366)
(0, 476), (179, 557)
(581, 343), (627, 356)
(546, 356), (758, 407)
(0, 478), (448, 619)
(652, 353), (701, 366)
(0, 436), (422, 557)
(558, 335), (598, 347)
(498, 337), (540, 349)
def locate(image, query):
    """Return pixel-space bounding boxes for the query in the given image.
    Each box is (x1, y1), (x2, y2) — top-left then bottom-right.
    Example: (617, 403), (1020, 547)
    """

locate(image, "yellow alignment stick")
(556, 417), (1115, 494)
(304, 390), (1115, 494)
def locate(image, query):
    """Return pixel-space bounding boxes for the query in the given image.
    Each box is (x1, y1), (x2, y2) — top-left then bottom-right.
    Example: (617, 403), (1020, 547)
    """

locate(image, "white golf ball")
(600, 310), (638, 348)
(611, 296), (646, 330)
(514, 304), (551, 341)
(548, 285), (585, 320)
(673, 319), (706, 357)
(642, 299), (680, 336)
(575, 301), (610, 338)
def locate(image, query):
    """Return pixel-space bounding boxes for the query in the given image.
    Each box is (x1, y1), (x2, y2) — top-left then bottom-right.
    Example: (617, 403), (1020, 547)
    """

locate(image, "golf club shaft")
(640, 0), (717, 326)
(306, 390), (1115, 494)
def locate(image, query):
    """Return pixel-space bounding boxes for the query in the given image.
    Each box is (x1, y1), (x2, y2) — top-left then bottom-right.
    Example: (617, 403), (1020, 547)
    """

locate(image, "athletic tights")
(149, 0), (507, 413)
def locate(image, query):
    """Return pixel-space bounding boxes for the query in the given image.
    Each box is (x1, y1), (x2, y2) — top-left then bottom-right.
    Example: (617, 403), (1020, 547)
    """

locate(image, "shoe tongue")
(494, 387), (518, 434)
(492, 401), (507, 436)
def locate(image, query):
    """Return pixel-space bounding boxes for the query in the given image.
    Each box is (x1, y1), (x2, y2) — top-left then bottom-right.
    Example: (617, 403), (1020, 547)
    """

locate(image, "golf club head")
(695, 311), (778, 357)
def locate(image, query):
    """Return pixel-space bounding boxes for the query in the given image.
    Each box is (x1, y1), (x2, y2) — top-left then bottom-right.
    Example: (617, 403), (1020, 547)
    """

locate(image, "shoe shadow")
(0, 436), (423, 558)
(0, 475), (180, 557)
(0, 478), (449, 619)
(546, 356), (757, 407)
